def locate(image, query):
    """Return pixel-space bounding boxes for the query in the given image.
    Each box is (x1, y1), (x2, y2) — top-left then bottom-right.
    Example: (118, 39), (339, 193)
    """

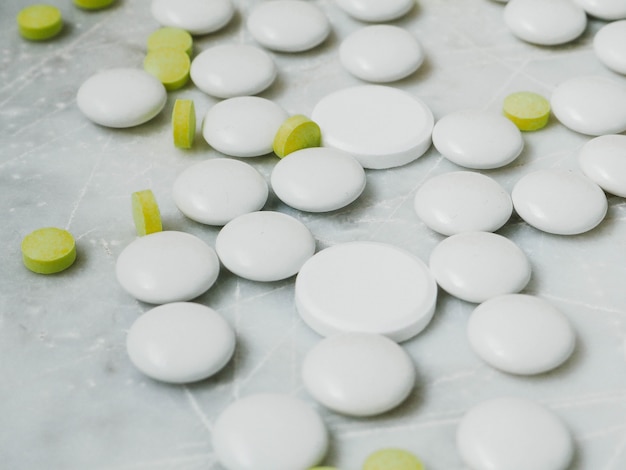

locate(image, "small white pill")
(336, 0), (414, 22)
(578, 134), (626, 198)
(150, 0), (234, 35)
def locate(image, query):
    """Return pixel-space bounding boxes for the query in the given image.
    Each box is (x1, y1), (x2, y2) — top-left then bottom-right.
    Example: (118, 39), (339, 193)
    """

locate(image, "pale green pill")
(363, 449), (425, 470)
(17, 4), (63, 41)
(21, 227), (77, 274)
(132, 189), (162, 236)
(503, 91), (551, 131)
(144, 48), (190, 91)
(73, 0), (116, 10)
(273, 114), (321, 158)
(172, 99), (196, 149)
(147, 27), (193, 56)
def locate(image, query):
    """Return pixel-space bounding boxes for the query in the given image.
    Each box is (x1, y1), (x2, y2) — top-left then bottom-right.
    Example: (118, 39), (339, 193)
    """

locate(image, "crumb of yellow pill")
(503, 91), (551, 131)
(273, 114), (321, 158)
(172, 99), (196, 149)
(21, 227), (77, 274)
(132, 189), (162, 236)
(362, 448), (425, 470)
(147, 27), (193, 56)
(73, 0), (116, 10)
(143, 48), (190, 91)
(17, 5), (63, 41)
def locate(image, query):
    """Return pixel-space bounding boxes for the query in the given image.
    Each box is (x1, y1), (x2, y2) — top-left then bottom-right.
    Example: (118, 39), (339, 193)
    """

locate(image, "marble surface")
(1, 1), (626, 469)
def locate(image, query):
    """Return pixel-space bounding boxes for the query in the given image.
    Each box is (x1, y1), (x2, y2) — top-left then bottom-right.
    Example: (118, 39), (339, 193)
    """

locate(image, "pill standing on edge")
(503, 91), (551, 131)
(272, 114), (321, 158)
(17, 5), (63, 41)
(21, 227), (77, 274)
(362, 448), (425, 470)
(171, 99), (196, 149)
(131, 189), (162, 236)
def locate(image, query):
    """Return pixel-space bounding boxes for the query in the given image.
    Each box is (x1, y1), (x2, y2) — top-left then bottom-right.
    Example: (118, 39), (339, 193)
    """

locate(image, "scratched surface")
(1, 0), (626, 469)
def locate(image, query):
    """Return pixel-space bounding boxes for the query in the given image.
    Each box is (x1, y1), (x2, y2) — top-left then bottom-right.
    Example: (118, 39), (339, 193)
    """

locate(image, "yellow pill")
(363, 448), (425, 470)
(132, 189), (162, 236)
(21, 227), (77, 274)
(73, 0), (116, 10)
(172, 99), (196, 149)
(17, 5), (63, 41)
(273, 114), (321, 158)
(503, 91), (551, 131)
(147, 27), (193, 56)
(143, 48), (190, 91)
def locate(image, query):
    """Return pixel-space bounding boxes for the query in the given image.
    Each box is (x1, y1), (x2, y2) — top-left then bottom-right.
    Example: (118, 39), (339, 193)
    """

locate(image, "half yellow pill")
(132, 189), (162, 236)
(22, 227), (77, 274)
(362, 448), (425, 470)
(143, 48), (190, 91)
(172, 99), (196, 149)
(17, 5), (63, 41)
(147, 27), (193, 56)
(273, 114), (321, 158)
(503, 91), (551, 131)
(73, 0), (116, 10)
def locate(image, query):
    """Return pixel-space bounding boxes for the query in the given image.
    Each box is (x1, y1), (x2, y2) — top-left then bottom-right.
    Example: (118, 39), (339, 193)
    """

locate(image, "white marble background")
(1, 0), (626, 469)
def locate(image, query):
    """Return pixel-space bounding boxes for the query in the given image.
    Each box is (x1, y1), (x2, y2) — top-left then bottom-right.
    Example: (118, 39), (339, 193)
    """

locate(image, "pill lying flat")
(578, 134), (626, 198)
(150, 0), (234, 35)
(336, 0), (414, 22)
(593, 20), (626, 75)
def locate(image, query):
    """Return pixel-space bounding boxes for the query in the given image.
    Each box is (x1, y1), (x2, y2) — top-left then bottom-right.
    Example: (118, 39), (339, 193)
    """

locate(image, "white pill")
(302, 333), (415, 417)
(336, 0), (414, 22)
(432, 109), (523, 170)
(247, 1), (330, 52)
(77, 68), (166, 128)
(504, 0), (587, 46)
(190, 45), (277, 99)
(457, 397), (574, 470)
(173, 158), (268, 226)
(116, 231), (220, 304)
(429, 232), (531, 304)
(468, 294), (575, 375)
(295, 242), (437, 342)
(574, 0), (626, 20)
(579, 134), (626, 198)
(593, 20), (626, 75)
(414, 171), (512, 236)
(311, 85), (434, 169)
(126, 302), (235, 383)
(213, 393), (328, 470)
(339, 25), (424, 83)
(270, 147), (366, 213)
(150, 0), (234, 35)
(550, 75), (626, 136)
(215, 211), (315, 282)
(203, 97), (288, 157)
(512, 169), (608, 235)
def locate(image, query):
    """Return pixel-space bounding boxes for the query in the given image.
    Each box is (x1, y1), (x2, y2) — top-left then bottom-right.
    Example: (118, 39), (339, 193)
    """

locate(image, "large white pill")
(126, 302), (235, 383)
(578, 134), (626, 198)
(574, 0), (626, 20)
(116, 231), (220, 304)
(512, 169), (608, 235)
(457, 397), (574, 470)
(432, 109), (523, 169)
(77, 68), (166, 128)
(414, 171), (512, 236)
(203, 97), (288, 157)
(429, 232), (531, 304)
(215, 211), (315, 282)
(213, 394), (328, 470)
(173, 158), (268, 226)
(468, 294), (575, 375)
(150, 0), (234, 35)
(190, 45), (277, 99)
(593, 20), (626, 75)
(504, 0), (587, 46)
(270, 147), (366, 213)
(247, 1), (330, 52)
(295, 242), (437, 342)
(311, 85), (433, 169)
(550, 75), (626, 136)
(339, 25), (424, 83)
(302, 333), (415, 417)
(336, 0), (414, 22)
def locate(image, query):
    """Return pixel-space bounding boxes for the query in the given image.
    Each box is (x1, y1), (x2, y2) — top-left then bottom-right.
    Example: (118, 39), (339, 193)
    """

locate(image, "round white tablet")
(150, 0), (234, 35)
(579, 134), (626, 198)
(574, 0), (626, 20)
(432, 109), (523, 169)
(457, 397), (574, 470)
(215, 211), (315, 282)
(339, 25), (424, 83)
(311, 85), (434, 169)
(302, 333), (415, 417)
(593, 20), (626, 75)
(213, 394), (328, 470)
(503, 0), (587, 46)
(116, 231), (220, 304)
(414, 171), (512, 236)
(190, 44), (277, 99)
(77, 68), (166, 128)
(468, 294), (575, 375)
(550, 75), (626, 136)
(295, 242), (437, 342)
(429, 232), (531, 304)
(172, 158), (268, 226)
(126, 302), (235, 383)
(247, 1), (330, 52)
(203, 97), (288, 157)
(270, 147), (366, 212)
(512, 169), (608, 235)
(336, 0), (414, 22)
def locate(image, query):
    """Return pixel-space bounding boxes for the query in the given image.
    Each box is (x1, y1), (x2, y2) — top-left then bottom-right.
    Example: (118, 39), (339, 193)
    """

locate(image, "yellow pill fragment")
(143, 48), (190, 91)
(73, 0), (116, 10)
(17, 5), (63, 41)
(147, 27), (193, 56)
(172, 99), (196, 149)
(273, 114), (321, 158)
(363, 448), (425, 470)
(132, 189), (162, 236)
(21, 227), (77, 274)
(503, 91), (551, 131)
